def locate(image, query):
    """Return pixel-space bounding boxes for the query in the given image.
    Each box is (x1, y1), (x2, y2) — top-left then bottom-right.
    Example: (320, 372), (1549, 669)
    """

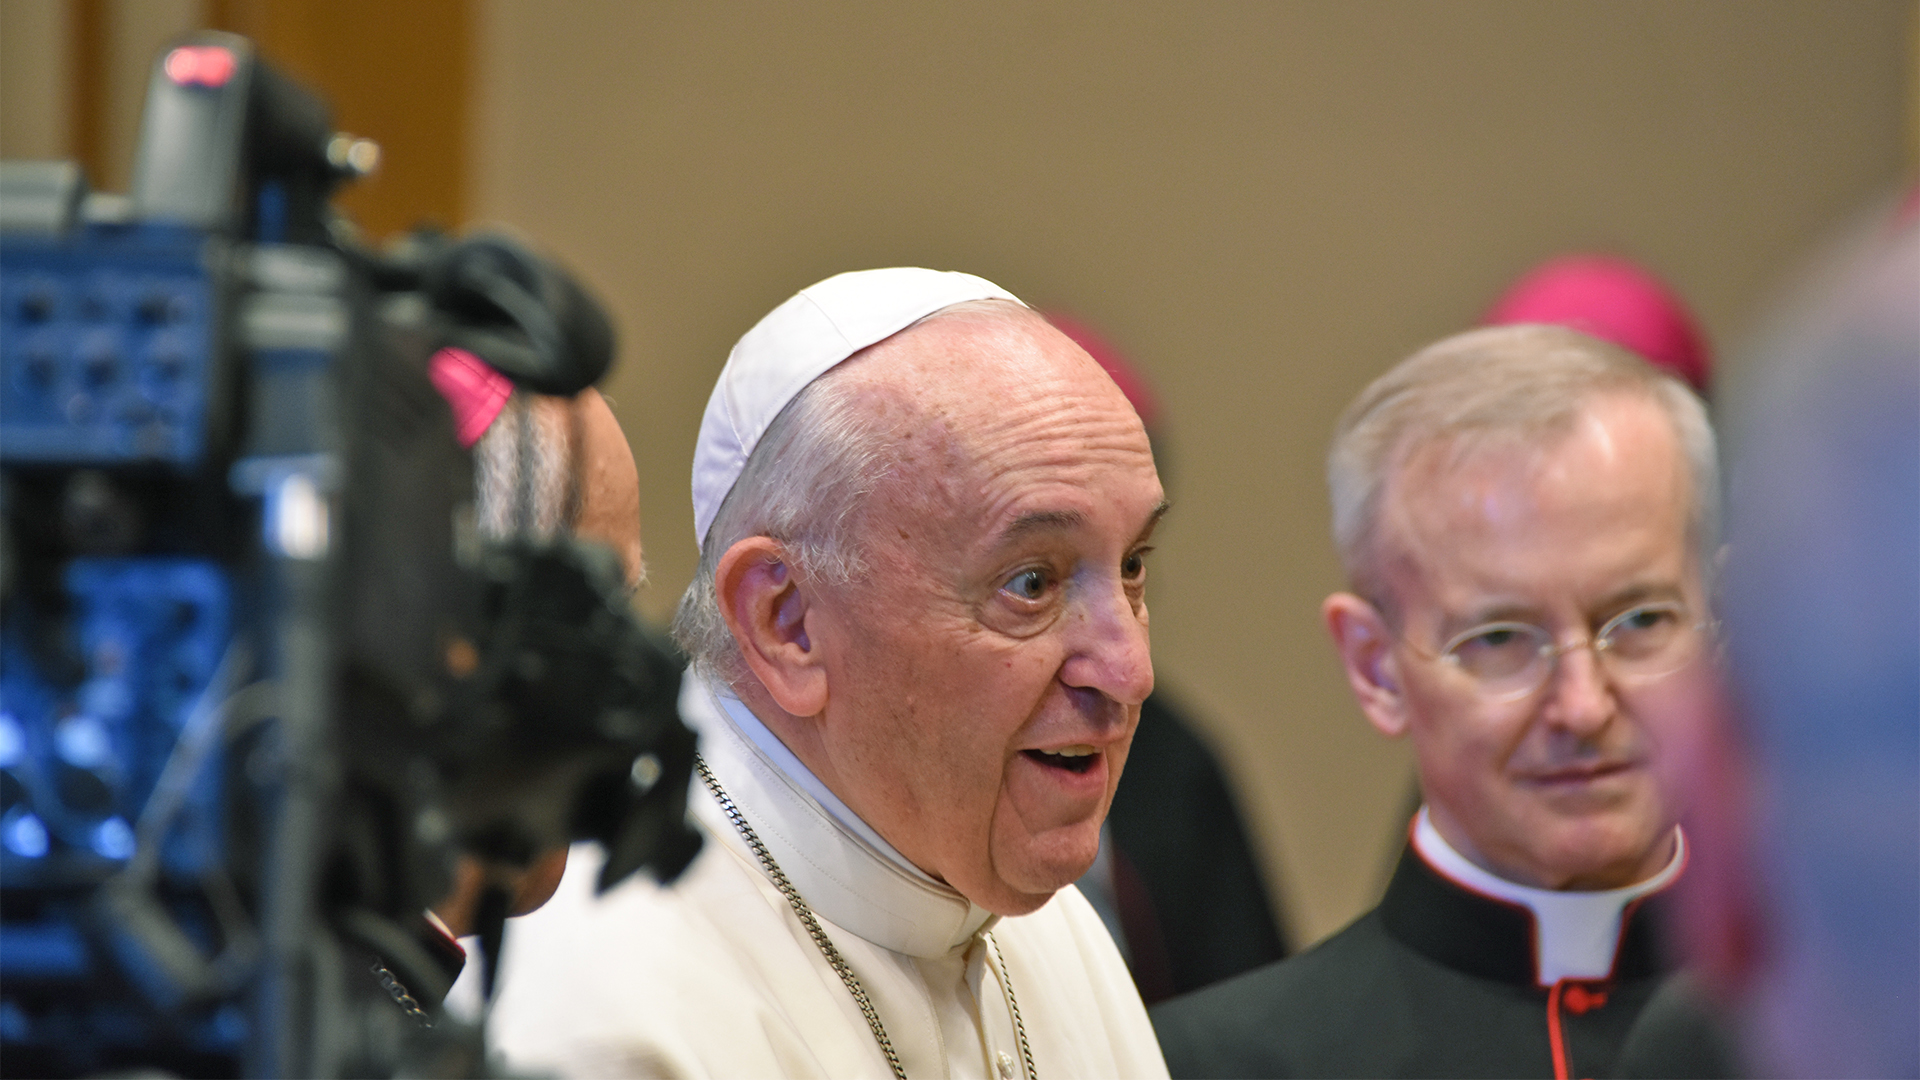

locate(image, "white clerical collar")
(1412, 806), (1686, 985)
(679, 675), (997, 958)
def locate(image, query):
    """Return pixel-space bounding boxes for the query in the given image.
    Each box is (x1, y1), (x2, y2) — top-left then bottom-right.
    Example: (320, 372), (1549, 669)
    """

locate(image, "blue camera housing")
(1, 223), (216, 467)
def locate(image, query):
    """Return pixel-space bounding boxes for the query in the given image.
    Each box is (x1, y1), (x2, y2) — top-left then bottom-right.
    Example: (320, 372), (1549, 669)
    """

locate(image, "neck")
(683, 675), (998, 956)
(715, 676), (945, 887)
(731, 674), (963, 891)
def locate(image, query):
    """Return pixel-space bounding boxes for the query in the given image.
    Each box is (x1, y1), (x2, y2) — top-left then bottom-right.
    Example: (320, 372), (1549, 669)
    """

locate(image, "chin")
(952, 862), (1065, 917)
(1538, 814), (1673, 889)
(978, 885), (1058, 918)
(981, 836), (1101, 914)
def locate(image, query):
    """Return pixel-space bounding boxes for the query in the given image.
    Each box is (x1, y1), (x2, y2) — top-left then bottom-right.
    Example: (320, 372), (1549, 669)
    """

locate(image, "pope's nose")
(1059, 578), (1154, 708)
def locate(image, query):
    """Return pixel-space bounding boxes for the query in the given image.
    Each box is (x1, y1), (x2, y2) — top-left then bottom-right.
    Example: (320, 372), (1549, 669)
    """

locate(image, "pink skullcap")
(1483, 255), (1711, 395)
(1047, 312), (1162, 430)
(429, 346), (514, 448)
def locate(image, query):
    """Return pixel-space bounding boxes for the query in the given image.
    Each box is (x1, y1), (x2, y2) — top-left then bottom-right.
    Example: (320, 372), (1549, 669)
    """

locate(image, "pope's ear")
(1323, 592), (1411, 739)
(715, 537), (828, 718)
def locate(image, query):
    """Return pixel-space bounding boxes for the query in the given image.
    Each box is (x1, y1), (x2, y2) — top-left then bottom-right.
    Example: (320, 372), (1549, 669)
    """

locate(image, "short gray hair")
(672, 298), (1038, 684)
(473, 391), (578, 541)
(671, 366), (892, 683)
(1327, 323), (1719, 605)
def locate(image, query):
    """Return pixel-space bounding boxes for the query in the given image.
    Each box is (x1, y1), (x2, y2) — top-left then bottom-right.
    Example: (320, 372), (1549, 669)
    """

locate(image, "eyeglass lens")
(1442, 602), (1698, 697)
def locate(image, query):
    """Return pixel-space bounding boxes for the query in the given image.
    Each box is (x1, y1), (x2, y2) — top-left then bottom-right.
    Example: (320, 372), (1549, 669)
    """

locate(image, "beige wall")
(0, 0), (72, 160)
(99, 0), (203, 193)
(469, 1), (1914, 945)
(0, 0), (203, 185)
(4, 0), (1913, 947)
(0, 0), (468, 237)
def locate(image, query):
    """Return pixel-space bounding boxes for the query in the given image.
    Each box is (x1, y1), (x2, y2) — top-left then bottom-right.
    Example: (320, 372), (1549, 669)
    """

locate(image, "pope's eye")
(1121, 548), (1149, 580)
(1003, 568), (1049, 601)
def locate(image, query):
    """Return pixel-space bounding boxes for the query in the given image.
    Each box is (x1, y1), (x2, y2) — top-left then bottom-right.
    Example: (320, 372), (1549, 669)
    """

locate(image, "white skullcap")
(690, 267), (1025, 546)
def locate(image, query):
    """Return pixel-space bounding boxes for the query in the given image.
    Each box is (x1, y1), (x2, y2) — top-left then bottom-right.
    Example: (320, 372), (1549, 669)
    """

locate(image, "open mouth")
(1022, 746), (1100, 775)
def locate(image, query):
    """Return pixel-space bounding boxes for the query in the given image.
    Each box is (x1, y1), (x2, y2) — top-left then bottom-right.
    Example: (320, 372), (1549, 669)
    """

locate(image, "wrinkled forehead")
(851, 306), (1136, 439)
(842, 312), (1154, 517)
(861, 303), (1073, 384)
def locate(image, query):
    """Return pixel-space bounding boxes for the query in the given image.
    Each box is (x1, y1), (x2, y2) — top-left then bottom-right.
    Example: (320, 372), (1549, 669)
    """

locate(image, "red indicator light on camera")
(164, 46), (236, 88)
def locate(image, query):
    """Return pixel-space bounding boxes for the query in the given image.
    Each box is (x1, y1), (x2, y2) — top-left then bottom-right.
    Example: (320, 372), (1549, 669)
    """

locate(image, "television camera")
(0, 32), (701, 1077)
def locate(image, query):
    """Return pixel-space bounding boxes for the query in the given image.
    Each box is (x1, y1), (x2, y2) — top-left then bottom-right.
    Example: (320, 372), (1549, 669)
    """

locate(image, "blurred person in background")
(479, 269), (1169, 1078)
(1380, 251), (1717, 976)
(1051, 314), (1292, 1005)
(1484, 254), (1713, 398)
(1664, 211), (1918, 1078)
(1153, 325), (1720, 1078)
(404, 349), (646, 1012)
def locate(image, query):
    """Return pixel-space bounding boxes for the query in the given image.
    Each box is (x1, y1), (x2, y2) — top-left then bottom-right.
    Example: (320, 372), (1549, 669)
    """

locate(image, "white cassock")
(468, 677), (1169, 1079)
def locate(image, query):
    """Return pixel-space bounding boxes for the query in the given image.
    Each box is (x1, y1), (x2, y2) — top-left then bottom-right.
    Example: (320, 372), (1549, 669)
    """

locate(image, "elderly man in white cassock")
(481, 268), (1171, 1079)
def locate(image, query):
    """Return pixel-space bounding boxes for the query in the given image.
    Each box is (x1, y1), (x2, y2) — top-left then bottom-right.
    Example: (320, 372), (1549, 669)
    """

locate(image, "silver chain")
(696, 755), (907, 1080)
(986, 931), (1037, 1080)
(368, 959), (434, 1028)
(694, 755), (1037, 1080)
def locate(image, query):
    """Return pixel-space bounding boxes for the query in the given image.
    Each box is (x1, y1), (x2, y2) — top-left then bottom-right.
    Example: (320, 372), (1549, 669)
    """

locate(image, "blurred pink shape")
(1048, 313), (1163, 430)
(429, 346), (514, 448)
(1484, 255), (1711, 395)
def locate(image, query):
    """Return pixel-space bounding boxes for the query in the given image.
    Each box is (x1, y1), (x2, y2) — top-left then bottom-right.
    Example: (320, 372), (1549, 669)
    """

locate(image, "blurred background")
(4, 0), (1912, 949)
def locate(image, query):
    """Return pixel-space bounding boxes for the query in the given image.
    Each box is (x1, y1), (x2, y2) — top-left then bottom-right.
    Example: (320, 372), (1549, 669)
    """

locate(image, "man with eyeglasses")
(1151, 324), (1720, 1079)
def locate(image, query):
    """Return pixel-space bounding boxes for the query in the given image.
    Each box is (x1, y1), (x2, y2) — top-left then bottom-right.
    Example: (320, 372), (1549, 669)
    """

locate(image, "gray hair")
(672, 297), (1038, 684)
(473, 391), (578, 541)
(1327, 323), (1719, 606)
(671, 367), (890, 683)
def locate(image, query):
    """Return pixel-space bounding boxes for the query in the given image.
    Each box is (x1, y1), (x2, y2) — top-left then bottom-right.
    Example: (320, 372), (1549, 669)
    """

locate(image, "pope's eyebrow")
(991, 500), (1169, 549)
(1137, 500), (1171, 542)
(998, 509), (1086, 545)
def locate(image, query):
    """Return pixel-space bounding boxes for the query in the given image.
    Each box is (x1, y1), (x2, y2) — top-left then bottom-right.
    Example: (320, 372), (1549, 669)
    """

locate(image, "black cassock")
(1150, 840), (1737, 1079)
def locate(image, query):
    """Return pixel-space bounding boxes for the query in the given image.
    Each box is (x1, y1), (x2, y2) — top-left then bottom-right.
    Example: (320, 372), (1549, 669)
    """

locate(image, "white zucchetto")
(689, 267), (1024, 546)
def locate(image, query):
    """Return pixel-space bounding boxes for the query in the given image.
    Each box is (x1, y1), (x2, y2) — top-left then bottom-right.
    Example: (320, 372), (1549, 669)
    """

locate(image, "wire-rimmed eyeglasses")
(1402, 600), (1709, 703)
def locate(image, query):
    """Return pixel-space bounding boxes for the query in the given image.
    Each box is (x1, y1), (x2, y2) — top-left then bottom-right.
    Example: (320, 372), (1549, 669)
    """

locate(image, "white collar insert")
(1412, 806), (1685, 985)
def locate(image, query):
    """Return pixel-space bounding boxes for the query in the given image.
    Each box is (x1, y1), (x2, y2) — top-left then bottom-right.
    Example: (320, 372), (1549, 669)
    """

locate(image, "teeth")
(1052, 745), (1096, 758)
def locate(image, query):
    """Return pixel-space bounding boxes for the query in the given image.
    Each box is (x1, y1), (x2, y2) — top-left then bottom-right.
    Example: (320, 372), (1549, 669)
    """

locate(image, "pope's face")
(1371, 392), (1704, 889)
(804, 310), (1164, 916)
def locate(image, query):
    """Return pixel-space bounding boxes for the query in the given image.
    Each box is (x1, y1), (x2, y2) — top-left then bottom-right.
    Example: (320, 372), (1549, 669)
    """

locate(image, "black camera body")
(1, 33), (698, 1077)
